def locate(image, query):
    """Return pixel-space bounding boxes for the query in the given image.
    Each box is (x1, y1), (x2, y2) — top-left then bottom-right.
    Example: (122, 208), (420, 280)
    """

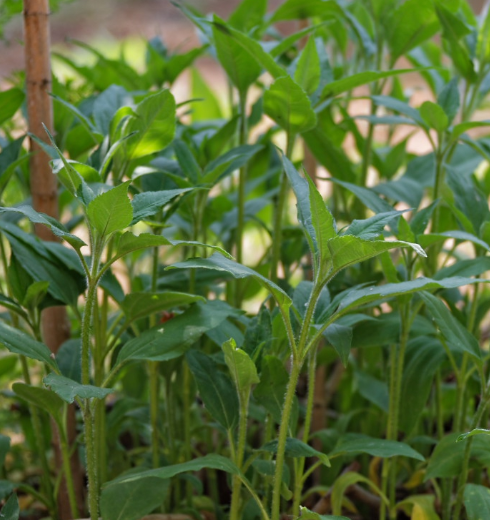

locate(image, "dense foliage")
(2, 0), (490, 519)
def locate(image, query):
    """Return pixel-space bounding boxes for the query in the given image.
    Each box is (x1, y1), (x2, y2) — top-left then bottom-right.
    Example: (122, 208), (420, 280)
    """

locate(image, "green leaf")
(228, 0), (266, 32)
(387, 0), (439, 61)
(0, 322), (58, 370)
(270, 0), (342, 22)
(327, 235), (426, 280)
(464, 484), (490, 520)
(222, 337), (259, 401)
(120, 291), (204, 323)
(425, 434), (490, 480)
(0, 494), (19, 520)
(166, 253), (292, 314)
(294, 37), (321, 95)
(331, 472), (387, 515)
(322, 323), (352, 366)
(260, 438), (331, 467)
(131, 188), (193, 225)
(254, 355), (298, 427)
(437, 78), (460, 124)
(187, 350), (239, 430)
(211, 19), (286, 81)
(338, 276), (485, 316)
(330, 178), (394, 214)
(344, 210), (407, 240)
(329, 433), (424, 460)
(12, 383), (63, 421)
(418, 230), (490, 253)
(50, 93), (102, 140)
(101, 477), (168, 520)
(44, 373), (113, 403)
(22, 281), (50, 309)
(264, 76), (317, 135)
(117, 300), (234, 363)
(87, 182), (133, 238)
(419, 291), (481, 362)
(451, 121), (490, 140)
(322, 69), (416, 99)
(0, 89), (25, 125)
(298, 507), (349, 520)
(125, 89), (176, 159)
(212, 16), (262, 95)
(108, 454), (239, 484)
(458, 429), (490, 442)
(420, 101), (449, 132)
(0, 205), (86, 250)
(93, 85), (131, 135)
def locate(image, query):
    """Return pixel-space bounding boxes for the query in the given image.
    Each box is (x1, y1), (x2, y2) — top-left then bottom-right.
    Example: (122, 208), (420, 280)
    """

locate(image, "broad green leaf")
(0, 205), (86, 250)
(435, 258), (490, 280)
(212, 16), (262, 95)
(397, 495), (440, 520)
(211, 20), (286, 80)
(294, 37), (321, 95)
(419, 292), (481, 362)
(344, 210), (407, 240)
(228, 0), (266, 32)
(0, 483), (13, 502)
(270, 0), (342, 22)
(101, 477), (168, 520)
(260, 438), (331, 467)
(330, 178), (394, 214)
(0, 322), (57, 370)
(464, 484), (490, 520)
(187, 350), (239, 430)
(56, 339), (82, 383)
(191, 68), (223, 121)
(87, 181), (133, 238)
(51, 93), (102, 140)
(166, 253), (292, 313)
(0, 89), (25, 125)
(93, 85), (131, 135)
(125, 89), (176, 159)
(117, 300), (234, 363)
(425, 434), (490, 480)
(131, 188), (193, 225)
(120, 291), (204, 323)
(222, 337), (259, 401)
(418, 230), (490, 252)
(298, 507), (349, 520)
(451, 121), (490, 140)
(264, 76), (317, 135)
(322, 69), (416, 99)
(113, 232), (231, 261)
(326, 235), (426, 280)
(387, 0), (439, 61)
(254, 356), (297, 425)
(371, 95), (425, 124)
(108, 454), (239, 484)
(331, 472), (388, 515)
(458, 429), (490, 442)
(0, 137), (27, 195)
(400, 337), (446, 433)
(329, 433), (424, 461)
(22, 281), (50, 309)
(437, 78), (460, 124)
(322, 323), (352, 366)
(12, 383), (63, 421)
(44, 373), (113, 403)
(338, 276), (486, 315)
(173, 139), (201, 184)
(356, 371), (389, 412)
(0, 494), (19, 520)
(420, 101), (449, 132)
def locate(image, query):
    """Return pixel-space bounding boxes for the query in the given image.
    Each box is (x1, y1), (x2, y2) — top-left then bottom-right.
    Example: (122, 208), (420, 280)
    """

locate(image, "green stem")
(59, 424), (80, 519)
(292, 349), (317, 516)
(271, 359), (301, 520)
(149, 361), (160, 469)
(84, 405), (99, 520)
(229, 397), (249, 520)
(236, 92), (248, 264)
(270, 135), (295, 285)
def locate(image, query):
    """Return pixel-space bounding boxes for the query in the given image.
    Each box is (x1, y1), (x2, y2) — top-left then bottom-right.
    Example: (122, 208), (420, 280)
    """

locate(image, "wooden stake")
(23, 1), (84, 516)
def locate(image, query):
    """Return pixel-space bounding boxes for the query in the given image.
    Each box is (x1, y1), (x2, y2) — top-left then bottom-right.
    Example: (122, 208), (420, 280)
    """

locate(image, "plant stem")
(59, 425), (80, 519)
(292, 349), (317, 516)
(270, 135), (294, 285)
(271, 359), (301, 520)
(149, 361), (160, 469)
(229, 398), (249, 520)
(235, 90), (248, 303)
(84, 405), (99, 520)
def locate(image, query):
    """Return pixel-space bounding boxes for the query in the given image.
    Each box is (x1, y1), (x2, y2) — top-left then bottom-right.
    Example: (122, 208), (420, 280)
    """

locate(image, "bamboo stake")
(23, 1), (84, 517)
